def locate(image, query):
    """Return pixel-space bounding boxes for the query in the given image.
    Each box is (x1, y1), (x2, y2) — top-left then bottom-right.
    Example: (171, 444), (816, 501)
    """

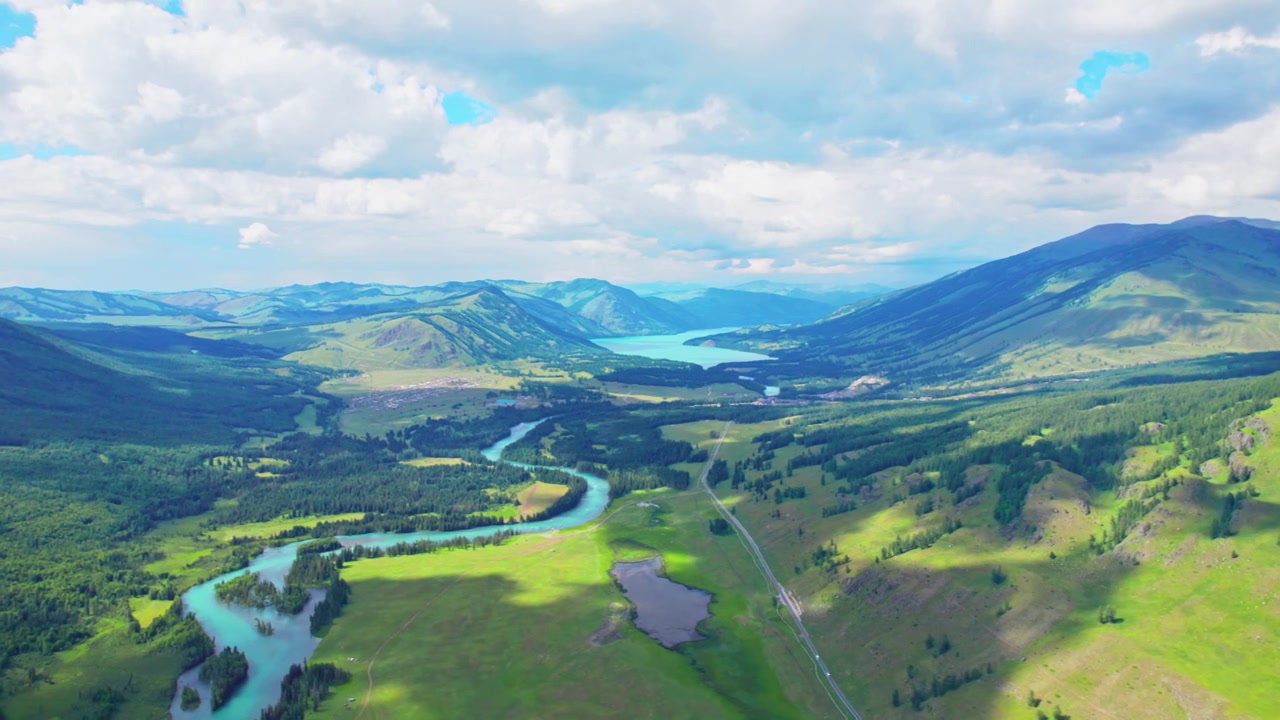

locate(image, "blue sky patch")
(1075, 50), (1151, 99)
(1, 2), (36, 50)
(151, 0), (185, 16)
(0, 143), (92, 160)
(441, 91), (497, 125)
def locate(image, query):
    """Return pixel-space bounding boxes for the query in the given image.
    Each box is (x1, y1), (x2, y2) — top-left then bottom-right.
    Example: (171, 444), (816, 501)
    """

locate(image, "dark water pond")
(610, 556), (712, 647)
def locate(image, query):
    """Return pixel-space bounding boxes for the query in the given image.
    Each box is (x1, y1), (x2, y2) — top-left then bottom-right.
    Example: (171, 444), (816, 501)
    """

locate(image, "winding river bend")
(170, 419), (610, 719)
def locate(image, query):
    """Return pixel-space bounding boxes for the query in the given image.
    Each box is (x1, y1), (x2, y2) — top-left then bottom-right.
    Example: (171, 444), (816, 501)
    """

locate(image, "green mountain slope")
(727, 217), (1280, 383)
(499, 278), (698, 335)
(269, 287), (607, 370)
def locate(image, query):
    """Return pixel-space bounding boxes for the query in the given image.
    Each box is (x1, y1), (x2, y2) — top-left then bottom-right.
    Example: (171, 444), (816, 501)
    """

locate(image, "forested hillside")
(676, 368), (1280, 718)
(0, 319), (323, 444)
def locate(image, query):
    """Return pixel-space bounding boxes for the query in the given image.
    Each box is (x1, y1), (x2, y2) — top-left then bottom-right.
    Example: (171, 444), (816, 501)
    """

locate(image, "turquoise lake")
(170, 419), (610, 719)
(592, 328), (774, 369)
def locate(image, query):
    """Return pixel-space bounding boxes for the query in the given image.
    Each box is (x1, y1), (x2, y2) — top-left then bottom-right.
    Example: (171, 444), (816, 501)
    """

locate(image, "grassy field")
(306, 490), (845, 720)
(399, 457), (470, 468)
(597, 381), (761, 404)
(516, 481), (569, 518)
(668, 404), (1280, 719)
(1, 616), (195, 720)
(127, 597), (172, 630)
(207, 512), (369, 543)
(321, 368), (521, 436)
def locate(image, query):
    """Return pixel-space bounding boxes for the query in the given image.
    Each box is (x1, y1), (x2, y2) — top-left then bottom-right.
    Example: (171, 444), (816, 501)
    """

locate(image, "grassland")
(2, 615), (195, 720)
(207, 512), (369, 543)
(399, 457), (470, 468)
(321, 367), (534, 436)
(598, 381), (761, 404)
(516, 481), (569, 518)
(305, 489), (845, 720)
(668, 405), (1280, 719)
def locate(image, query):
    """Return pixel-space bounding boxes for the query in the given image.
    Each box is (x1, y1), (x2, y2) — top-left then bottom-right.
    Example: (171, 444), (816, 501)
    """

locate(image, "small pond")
(610, 556), (712, 647)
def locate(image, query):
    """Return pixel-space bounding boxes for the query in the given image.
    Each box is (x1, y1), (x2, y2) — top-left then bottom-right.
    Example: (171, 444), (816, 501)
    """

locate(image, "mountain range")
(717, 216), (1280, 383)
(0, 277), (859, 335)
(8, 216), (1280, 379)
(0, 277), (871, 370)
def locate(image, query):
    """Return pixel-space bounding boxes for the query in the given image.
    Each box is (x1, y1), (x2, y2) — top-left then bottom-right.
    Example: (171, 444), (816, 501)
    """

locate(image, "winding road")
(699, 421), (864, 720)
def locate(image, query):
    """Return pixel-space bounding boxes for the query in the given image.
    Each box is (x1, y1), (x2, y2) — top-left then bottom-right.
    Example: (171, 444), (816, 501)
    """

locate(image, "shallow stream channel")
(169, 419), (611, 719)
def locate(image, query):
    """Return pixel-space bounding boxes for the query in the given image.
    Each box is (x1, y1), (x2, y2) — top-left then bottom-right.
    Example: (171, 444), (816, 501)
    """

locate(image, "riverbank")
(169, 420), (612, 719)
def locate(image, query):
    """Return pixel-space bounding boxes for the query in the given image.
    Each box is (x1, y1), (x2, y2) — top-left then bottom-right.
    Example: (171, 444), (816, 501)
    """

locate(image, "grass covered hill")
(232, 286), (609, 371)
(497, 278), (700, 336)
(721, 217), (1280, 383)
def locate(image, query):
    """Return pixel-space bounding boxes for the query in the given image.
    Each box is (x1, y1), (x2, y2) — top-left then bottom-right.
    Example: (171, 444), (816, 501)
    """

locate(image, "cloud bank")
(1, 0), (1279, 290)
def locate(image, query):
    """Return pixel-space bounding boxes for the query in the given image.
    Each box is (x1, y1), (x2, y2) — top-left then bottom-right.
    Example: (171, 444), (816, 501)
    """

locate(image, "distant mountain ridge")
(3, 277), (839, 337)
(719, 216), (1280, 383)
(651, 287), (836, 327)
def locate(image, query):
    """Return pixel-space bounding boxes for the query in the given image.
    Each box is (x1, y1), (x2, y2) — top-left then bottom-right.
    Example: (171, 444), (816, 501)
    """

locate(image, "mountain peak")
(1170, 214), (1280, 230)
(730, 218), (1280, 382)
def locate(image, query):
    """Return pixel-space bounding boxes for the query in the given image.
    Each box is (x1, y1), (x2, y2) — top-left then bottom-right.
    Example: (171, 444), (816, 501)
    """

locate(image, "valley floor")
(305, 489), (845, 720)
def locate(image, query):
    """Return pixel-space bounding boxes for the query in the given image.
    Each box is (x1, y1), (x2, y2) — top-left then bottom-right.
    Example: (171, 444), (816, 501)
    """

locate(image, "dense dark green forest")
(0, 444), (235, 663)
(258, 662), (351, 720)
(500, 403), (793, 499)
(199, 646), (250, 710)
(214, 432), (589, 533)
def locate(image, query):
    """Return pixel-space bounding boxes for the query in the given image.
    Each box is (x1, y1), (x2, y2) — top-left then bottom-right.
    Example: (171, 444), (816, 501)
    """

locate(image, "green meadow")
(306, 490), (845, 720)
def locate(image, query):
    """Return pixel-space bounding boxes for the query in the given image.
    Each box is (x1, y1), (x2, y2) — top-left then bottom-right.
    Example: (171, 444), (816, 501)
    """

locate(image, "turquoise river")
(169, 419), (610, 719)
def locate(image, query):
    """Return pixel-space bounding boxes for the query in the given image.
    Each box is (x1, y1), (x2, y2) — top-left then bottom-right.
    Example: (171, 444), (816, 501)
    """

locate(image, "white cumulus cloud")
(1197, 25), (1280, 56)
(237, 222), (279, 249)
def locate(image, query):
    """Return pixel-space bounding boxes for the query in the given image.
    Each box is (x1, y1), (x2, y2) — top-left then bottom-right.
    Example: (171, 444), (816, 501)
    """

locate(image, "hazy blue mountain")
(0, 287), (222, 325)
(652, 287), (836, 327)
(3, 276), (849, 337)
(730, 280), (893, 307)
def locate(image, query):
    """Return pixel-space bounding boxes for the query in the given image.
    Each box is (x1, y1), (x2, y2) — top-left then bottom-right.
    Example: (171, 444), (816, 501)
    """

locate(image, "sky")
(2, 1), (1280, 291)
